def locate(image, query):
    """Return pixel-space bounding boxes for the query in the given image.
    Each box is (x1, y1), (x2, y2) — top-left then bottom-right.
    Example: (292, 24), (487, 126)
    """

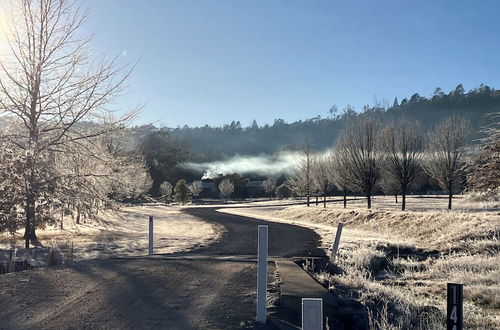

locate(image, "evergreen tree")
(174, 179), (191, 204)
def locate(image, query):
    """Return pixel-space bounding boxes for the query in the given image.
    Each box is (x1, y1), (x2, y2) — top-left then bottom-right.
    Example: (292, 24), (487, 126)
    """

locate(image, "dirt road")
(184, 207), (325, 257)
(0, 206), (322, 329)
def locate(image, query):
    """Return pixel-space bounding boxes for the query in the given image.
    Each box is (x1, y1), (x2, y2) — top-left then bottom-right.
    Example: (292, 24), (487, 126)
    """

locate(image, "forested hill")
(135, 84), (499, 163)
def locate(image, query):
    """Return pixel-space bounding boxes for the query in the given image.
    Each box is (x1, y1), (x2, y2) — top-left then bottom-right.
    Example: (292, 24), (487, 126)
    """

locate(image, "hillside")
(157, 84), (498, 163)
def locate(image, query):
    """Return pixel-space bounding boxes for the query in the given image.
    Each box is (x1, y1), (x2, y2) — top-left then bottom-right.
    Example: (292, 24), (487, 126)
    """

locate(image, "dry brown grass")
(274, 198), (499, 253)
(222, 195), (500, 329)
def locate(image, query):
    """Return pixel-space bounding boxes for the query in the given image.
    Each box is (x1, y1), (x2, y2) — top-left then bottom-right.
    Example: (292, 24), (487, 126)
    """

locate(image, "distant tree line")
(159, 84), (497, 164)
(287, 115), (475, 210)
(130, 85), (500, 198)
(130, 84), (500, 189)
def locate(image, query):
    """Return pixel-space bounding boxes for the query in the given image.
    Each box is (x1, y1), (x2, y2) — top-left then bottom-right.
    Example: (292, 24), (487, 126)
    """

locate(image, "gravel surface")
(0, 206), (323, 329)
(0, 257), (277, 330)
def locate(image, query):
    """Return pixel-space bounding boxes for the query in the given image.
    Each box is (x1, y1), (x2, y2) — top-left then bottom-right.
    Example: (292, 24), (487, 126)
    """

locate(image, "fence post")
(331, 222), (344, 263)
(148, 216), (154, 256)
(302, 298), (323, 330)
(257, 225), (268, 324)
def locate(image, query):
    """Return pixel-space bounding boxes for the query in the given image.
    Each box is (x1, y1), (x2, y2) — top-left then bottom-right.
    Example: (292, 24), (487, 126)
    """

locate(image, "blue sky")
(85, 0), (500, 127)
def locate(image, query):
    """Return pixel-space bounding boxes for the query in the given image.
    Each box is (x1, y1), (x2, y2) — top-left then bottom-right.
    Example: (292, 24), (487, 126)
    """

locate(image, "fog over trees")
(127, 84), (500, 186)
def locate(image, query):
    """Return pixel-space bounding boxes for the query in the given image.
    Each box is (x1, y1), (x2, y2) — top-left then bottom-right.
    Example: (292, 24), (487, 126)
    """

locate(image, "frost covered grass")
(220, 195), (500, 329)
(0, 205), (221, 262)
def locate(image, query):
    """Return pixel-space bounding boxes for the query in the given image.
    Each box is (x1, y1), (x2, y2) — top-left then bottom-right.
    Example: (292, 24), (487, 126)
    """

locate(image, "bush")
(174, 179), (191, 204)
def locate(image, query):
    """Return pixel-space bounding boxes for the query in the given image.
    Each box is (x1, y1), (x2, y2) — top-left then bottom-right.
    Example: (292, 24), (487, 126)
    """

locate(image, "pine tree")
(174, 180), (191, 204)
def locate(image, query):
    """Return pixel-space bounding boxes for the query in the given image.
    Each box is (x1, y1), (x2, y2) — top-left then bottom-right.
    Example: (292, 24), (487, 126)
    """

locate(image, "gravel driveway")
(0, 206), (322, 329)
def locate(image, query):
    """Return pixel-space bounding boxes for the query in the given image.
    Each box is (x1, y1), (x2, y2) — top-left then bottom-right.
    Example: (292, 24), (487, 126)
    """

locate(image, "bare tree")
(54, 133), (151, 224)
(312, 155), (332, 208)
(0, 0), (139, 247)
(378, 171), (401, 203)
(467, 112), (500, 192)
(380, 120), (425, 210)
(160, 181), (173, 204)
(424, 116), (469, 209)
(218, 179), (234, 200)
(329, 148), (351, 208)
(189, 180), (203, 199)
(334, 117), (381, 209)
(289, 141), (315, 206)
(262, 176), (278, 199)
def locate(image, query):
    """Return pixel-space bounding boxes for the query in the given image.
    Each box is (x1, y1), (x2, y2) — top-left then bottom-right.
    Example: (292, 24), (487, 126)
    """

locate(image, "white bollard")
(148, 216), (154, 256)
(302, 298), (323, 330)
(331, 222), (343, 263)
(256, 225), (268, 324)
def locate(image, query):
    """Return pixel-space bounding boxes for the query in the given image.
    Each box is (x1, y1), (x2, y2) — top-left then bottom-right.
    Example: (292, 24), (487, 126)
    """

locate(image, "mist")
(182, 149), (335, 179)
(183, 152), (301, 179)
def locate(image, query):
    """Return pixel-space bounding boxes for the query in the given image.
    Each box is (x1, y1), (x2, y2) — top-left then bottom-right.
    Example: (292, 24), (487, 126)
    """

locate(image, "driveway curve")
(183, 206), (325, 257)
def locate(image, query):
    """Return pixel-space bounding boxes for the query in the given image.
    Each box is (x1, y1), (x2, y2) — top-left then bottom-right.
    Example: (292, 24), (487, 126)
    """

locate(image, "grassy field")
(0, 205), (221, 264)
(220, 195), (500, 329)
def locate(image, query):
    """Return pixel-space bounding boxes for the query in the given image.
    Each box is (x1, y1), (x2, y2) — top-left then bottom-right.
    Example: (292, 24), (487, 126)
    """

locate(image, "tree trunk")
(395, 194), (398, 203)
(448, 191), (453, 210)
(367, 192), (372, 209)
(323, 193), (326, 208)
(402, 189), (406, 211)
(307, 195), (310, 207)
(343, 193), (347, 208)
(315, 196), (318, 206)
(23, 191), (37, 248)
(76, 208), (81, 224)
(24, 205), (31, 248)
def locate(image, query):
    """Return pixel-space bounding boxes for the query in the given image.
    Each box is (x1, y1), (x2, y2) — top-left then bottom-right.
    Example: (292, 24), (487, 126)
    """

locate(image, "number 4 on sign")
(450, 306), (457, 322)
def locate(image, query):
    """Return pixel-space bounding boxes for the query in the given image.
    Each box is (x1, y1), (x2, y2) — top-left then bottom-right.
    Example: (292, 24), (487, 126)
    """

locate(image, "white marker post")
(331, 222), (343, 263)
(302, 298), (323, 330)
(148, 216), (154, 256)
(256, 225), (268, 324)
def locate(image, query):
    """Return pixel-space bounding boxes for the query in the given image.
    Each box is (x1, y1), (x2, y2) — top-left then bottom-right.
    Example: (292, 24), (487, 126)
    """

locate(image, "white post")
(331, 222), (343, 263)
(148, 216), (154, 256)
(302, 298), (323, 330)
(256, 225), (268, 324)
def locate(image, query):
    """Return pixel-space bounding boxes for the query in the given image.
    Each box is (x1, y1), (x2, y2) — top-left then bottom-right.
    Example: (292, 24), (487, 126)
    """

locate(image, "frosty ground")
(220, 195), (500, 329)
(0, 196), (498, 329)
(0, 205), (221, 263)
